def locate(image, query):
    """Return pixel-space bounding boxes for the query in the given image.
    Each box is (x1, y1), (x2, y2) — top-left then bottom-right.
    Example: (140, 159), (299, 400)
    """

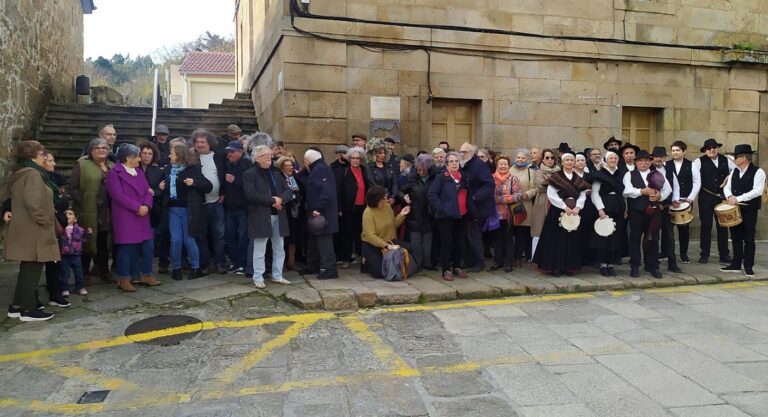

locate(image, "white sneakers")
(253, 277), (291, 289)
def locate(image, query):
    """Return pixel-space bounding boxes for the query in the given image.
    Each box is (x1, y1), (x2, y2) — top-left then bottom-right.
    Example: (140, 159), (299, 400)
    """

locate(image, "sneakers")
(61, 290), (70, 298)
(453, 268), (468, 278)
(253, 280), (266, 289)
(681, 254), (690, 264)
(8, 306), (55, 321)
(271, 277), (292, 285)
(7, 305), (21, 318)
(20, 310), (54, 322)
(229, 265), (245, 275)
(720, 264), (742, 273)
(49, 296), (71, 308)
(341, 262), (350, 269)
(78, 288), (88, 296)
(745, 267), (755, 278)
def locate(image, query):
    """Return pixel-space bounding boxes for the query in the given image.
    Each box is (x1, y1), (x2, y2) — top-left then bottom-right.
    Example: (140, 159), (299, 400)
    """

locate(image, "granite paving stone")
(596, 353), (724, 407)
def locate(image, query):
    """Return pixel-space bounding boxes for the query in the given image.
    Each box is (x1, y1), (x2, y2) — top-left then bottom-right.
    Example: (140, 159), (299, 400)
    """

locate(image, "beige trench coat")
(508, 166), (536, 227)
(2, 168), (60, 262)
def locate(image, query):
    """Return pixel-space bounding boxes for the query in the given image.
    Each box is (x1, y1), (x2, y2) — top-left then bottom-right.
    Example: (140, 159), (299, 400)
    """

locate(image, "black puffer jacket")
(399, 170), (435, 233)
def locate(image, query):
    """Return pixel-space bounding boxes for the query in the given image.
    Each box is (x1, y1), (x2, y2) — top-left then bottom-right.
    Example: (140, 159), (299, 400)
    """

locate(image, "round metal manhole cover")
(124, 315), (203, 346)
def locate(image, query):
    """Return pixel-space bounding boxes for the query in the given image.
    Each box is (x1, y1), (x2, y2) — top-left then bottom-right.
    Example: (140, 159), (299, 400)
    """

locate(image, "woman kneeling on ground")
(361, 185), (411, 278)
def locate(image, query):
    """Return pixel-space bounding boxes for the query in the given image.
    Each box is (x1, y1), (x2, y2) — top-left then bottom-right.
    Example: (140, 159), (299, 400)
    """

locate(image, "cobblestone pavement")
(3, 260), (768, 416)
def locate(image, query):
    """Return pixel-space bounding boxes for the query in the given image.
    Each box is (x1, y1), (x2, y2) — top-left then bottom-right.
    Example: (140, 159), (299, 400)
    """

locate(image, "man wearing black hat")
(651, 146), (681, 273)
(720, 144), (765, 278)
(692, 138), (736, 264)
(603, 136), (622, 152)
(665, 140), (700, 263)
(618, 143), (640, 175)
(623, 150), (672, 278)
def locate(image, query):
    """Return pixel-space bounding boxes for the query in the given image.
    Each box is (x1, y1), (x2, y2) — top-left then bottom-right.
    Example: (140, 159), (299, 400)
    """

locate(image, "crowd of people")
(2, 123), (765, 322)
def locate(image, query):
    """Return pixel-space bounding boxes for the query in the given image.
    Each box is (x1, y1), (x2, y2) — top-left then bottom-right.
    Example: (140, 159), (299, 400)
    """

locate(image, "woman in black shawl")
(590, 150), (626, 276)
(532, 152), (591, 276)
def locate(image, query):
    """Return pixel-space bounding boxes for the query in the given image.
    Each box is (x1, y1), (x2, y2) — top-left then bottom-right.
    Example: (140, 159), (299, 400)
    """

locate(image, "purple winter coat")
(105, 163), (154, 244)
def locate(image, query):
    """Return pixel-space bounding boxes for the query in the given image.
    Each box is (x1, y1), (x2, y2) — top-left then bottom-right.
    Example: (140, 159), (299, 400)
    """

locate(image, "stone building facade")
(237, 0), (768, 234)
(0, 0), (92, 182)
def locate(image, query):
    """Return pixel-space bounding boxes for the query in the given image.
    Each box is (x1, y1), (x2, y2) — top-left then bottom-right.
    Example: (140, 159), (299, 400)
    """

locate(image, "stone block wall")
(0, 0), (84, 184)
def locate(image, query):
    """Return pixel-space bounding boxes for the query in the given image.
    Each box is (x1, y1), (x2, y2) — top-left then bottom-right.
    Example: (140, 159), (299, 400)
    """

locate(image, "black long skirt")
(532, 206), (583, 273)
(591, 208), (625, 264)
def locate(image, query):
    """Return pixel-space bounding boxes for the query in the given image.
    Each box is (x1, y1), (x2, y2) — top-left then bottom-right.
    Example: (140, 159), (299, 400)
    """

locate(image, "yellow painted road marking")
(2, 281), (768, 415)
(23, 358), (143, 391)
(371, 293), (596, 314)
(0, 312), (335, 364)
(211, 318), (319, 387)
(340, 315), (418, 377)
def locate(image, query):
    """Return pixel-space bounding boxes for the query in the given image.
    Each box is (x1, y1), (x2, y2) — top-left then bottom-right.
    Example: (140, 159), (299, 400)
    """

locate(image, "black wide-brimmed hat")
(699, 138), (723, 153)
(557, 142), (572, 154)
(651, 146), (667, 157)
(603, 136), (622, 150)
(619, 142), (640, 154)
(732, 144), (755, 155)
(635, 150), (652, 160)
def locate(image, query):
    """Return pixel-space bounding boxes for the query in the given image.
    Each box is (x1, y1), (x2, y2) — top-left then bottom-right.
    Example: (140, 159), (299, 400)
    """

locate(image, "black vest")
(597, 169), (626, 213)
(628, 170), (650, 211)
(699, 154), (729, 198)
(731, 164), (762, 211)
(665, 159), (693, 198)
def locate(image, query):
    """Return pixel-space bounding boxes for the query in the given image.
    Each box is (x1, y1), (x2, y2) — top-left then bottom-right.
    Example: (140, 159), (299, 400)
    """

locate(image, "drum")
(669, 201), (694, 225)
(594, 216), (616, 237)
(715, 202), (742, 227)
(559, 213), (581, 232)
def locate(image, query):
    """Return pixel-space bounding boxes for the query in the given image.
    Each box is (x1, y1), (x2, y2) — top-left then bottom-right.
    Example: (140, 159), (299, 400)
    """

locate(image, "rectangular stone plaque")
(371, 96), (401, 120)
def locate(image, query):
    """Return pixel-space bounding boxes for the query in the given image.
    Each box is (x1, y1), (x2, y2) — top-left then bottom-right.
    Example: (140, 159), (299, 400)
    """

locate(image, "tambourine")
(559, 212), (581, 232)
(594, 216), (616, 237)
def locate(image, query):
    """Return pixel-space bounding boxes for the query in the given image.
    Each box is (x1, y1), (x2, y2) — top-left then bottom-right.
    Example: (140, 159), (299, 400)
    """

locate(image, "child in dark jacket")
(59, 209), (92, 296)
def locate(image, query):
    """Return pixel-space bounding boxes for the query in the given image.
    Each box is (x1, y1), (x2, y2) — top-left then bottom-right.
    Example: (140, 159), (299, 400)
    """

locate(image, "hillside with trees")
(83, 31), (233, 106)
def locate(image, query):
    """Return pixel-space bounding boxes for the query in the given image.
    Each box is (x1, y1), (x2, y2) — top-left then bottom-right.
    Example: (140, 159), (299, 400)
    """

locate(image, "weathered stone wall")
(0, 0), (84, 183)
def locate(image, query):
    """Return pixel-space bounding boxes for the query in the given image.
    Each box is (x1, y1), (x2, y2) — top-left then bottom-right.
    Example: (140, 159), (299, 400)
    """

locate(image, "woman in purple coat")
(105, 144), (161, 292)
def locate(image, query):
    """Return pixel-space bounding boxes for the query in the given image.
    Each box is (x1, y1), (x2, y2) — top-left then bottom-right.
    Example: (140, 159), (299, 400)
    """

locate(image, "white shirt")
(692, 155), (737, 176)
(624, 162), (635, 172)
(672, 159), (701, 201)
(546, 171), (587, 210)
(724, 165), (766, 203)
(199, 152), (221, 204)
(622, 169), (672, 201)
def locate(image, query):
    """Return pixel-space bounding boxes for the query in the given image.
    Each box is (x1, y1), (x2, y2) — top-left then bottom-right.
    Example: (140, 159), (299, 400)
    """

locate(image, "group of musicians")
(534, 137), (765, 279)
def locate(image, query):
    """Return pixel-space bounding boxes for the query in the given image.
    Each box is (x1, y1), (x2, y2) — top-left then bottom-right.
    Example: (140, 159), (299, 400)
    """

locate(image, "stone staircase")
(38, 92), (257, 171)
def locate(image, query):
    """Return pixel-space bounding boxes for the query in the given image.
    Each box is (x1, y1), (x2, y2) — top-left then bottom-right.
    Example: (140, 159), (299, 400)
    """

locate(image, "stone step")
(44, 109), (258, 121)
(234, 92), (251, 100)
(39, 96), (259, 171)
(40, 121), (259, 136)
(284, 262), (768, 310)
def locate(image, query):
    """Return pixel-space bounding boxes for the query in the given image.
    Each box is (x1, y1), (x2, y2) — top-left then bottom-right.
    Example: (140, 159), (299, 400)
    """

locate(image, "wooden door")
(622, 107), (659, 151)
(431, 100), (477, 149)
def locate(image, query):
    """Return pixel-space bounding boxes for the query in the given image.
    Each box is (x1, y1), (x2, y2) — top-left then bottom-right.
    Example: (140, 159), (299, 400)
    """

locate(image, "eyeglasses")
(349, 156), (361, 160)
(257, 153), (272, 158)
(543, 156), (555, 160)
(94, 146), (110, 151)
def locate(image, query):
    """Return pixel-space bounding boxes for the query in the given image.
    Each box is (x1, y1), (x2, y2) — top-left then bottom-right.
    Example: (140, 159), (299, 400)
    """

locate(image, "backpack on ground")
(381, 247), (417, 281)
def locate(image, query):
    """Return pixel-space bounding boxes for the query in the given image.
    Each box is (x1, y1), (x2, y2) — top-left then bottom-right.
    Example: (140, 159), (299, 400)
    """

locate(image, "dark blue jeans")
(116, 239), (154, 278)
(198, 202), (226, 268)
(60, 254), (85, 290)
(225, 210), (248, 268)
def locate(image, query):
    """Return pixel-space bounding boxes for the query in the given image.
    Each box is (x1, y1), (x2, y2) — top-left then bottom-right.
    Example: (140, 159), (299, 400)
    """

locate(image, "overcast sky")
(84, 0), (235, 60)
